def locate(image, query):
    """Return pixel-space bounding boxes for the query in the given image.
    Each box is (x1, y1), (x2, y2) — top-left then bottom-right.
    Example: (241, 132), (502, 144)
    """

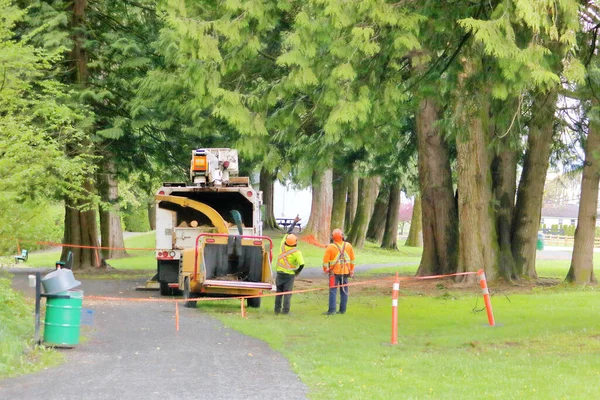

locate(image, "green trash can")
(537, 233), (544, 251)
(44, 290), (83, 347)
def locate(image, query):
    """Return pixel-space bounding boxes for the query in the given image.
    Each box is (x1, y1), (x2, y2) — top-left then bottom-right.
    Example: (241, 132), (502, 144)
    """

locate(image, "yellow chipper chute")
(137, 196), (230, 291)
(179, 233), (273, 308)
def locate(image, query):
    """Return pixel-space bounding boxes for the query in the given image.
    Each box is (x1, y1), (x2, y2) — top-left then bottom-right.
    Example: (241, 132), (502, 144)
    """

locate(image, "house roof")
(541, 205), (581, 219)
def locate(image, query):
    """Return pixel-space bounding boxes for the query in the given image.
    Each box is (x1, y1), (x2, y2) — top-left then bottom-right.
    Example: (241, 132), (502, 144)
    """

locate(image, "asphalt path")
(1, 270), (307, 400)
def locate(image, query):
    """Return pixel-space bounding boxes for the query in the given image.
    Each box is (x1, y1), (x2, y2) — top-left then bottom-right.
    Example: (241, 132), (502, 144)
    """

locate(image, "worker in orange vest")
(322, 228), (355, 315)
(274, 215), (305, 315)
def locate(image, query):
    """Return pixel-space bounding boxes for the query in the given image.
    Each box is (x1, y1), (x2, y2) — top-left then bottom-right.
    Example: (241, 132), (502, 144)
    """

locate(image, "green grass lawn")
(201, 286), (600, 399)
(267, 230), (423, 268)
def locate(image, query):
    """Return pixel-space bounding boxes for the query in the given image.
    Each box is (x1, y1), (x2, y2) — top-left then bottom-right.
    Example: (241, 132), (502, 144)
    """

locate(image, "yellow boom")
(155, 195), (229, 234)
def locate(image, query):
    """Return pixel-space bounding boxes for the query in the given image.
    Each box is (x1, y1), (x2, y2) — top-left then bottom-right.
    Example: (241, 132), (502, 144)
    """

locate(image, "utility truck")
(155, 148), (272, 307)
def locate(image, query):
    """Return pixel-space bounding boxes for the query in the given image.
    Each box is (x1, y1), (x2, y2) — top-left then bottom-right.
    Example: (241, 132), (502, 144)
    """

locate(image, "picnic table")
(276, 218), (302, 232)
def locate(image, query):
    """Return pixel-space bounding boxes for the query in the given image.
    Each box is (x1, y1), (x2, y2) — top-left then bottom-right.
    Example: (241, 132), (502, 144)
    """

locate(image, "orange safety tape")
(36, 241), (156, 251)
(84, 271), (479, 304)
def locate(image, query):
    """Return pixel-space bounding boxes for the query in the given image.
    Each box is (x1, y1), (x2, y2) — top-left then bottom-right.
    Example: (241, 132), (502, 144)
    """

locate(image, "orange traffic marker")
(477, 269), (495, 326)
(391, 272), (400, 344)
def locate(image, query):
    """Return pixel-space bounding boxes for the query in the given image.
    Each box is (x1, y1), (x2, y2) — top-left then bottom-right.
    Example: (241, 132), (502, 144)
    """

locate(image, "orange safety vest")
(277, 242), (299, 274)
(323, 241), (353, 275)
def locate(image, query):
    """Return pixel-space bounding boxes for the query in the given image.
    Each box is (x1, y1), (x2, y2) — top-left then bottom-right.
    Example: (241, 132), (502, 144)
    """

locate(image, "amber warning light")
(193, 155), (207, 171)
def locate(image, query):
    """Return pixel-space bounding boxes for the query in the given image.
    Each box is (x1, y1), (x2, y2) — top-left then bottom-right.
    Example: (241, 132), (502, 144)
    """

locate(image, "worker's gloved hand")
(350, 271), (355, 279)
(294, 214), (301, 223)
(295, 265), (304, 276)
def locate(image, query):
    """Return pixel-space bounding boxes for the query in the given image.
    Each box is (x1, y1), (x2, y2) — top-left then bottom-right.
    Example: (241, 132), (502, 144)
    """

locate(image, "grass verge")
(0, 276), (62, 378)
(201, 282), (600, 399)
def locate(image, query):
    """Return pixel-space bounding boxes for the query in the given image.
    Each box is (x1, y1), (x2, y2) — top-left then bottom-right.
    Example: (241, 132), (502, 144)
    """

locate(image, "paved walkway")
(0, 273), (307, 400)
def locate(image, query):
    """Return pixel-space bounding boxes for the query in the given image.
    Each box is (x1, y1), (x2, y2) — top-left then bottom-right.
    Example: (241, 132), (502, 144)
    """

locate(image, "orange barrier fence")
(84, 270), (489, 336)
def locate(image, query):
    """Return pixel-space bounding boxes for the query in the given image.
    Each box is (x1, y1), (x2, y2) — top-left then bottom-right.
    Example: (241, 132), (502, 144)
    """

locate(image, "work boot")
(336, 311), (345, 314)
(322, 311), (335, 315)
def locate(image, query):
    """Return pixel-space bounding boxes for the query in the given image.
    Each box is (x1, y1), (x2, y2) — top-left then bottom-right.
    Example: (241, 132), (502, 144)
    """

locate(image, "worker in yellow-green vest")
(274, 215), (305, 315)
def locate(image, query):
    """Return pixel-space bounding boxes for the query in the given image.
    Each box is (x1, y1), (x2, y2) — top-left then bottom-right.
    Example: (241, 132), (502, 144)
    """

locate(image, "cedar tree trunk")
(492, 147), (518, 281)
(147, 197), (156, 231)
(347, 176), (381, 248)
(366, 188), (389, 243)
(344, 173), (359, 231)
(414, 97), (457, 275)
(455, 62), (497, 281)
(381, 181), (401, 250)
(62, 0), (104, 269)
(63, 181), (105, 269)
(303, 168), (333, 244)
(512, 91), (558, 278)
(260, 169), (279, 230)
(98, 158), (127, 259)
(406, 195), (423, 247)
(331, 169), (348, 231)
(566, 112), (600, 284)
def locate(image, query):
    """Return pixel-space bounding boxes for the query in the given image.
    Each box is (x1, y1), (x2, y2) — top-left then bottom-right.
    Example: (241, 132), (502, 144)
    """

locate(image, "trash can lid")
(41, 269), (81, 295)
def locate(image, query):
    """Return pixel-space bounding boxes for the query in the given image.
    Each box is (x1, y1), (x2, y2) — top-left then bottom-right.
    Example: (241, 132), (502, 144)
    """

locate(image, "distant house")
(540, 204), (600, 232)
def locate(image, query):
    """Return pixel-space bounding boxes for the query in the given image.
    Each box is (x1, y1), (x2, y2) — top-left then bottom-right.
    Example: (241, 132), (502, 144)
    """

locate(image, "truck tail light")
(247, 191), (253, 197)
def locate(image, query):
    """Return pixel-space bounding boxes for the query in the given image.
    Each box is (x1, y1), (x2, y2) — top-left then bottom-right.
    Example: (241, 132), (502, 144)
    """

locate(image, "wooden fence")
(542, 234), (600, 248)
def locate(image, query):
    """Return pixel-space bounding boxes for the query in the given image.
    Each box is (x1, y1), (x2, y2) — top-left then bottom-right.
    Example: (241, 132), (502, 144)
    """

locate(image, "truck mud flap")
(203, 280), (272, 290)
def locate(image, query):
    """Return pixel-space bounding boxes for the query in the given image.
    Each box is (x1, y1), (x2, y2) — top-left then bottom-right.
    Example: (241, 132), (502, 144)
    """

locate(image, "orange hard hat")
(332, 229), (343, 242)
(285, 234), (297, 247)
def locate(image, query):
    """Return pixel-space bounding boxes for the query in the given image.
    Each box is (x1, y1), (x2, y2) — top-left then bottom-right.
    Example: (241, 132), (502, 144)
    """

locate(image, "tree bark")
(62, 181), (105, 269)
(381, 181), (401, 250)
(331, 169), (348, 231)
(147, 196), (156, 231)
(455, 61), (497, 281)
(406, 195), (423, 247)
(346, 176), (381, 248)
(566, 111), (600, 284)
(303, 168), (333, 244)
(62, 0), (104, 269)
(492, 148), (518, 281)
(344, 173), (359, 231)
(260, 169), (279, 230)
(414, 97), (457, 275)
(98, 158), (127, 260)
(366, 187), (389, 243)
(512, 91), (558, 278)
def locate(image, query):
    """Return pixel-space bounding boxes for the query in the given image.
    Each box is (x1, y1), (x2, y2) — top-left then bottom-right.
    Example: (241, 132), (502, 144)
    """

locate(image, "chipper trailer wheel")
(247, 296), (261, 308)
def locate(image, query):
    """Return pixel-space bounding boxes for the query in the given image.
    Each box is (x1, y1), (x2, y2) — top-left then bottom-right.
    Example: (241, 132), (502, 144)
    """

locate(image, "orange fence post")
(391, 272), (399, 345)
(477, 269), (495, 326)
(94, 248), (100, 268)
(240, 298), (246, 318)
(16, 239), (21, 254)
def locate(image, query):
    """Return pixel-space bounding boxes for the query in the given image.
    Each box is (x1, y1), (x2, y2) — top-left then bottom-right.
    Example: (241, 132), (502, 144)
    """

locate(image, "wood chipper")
(180, 233), (273, 308)
(152, 148), (266, 299)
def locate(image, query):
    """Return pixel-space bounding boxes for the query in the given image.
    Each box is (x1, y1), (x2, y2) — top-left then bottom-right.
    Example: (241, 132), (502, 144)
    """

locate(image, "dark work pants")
(328, 274), (349, 313)
(275, 272), (296, 314)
